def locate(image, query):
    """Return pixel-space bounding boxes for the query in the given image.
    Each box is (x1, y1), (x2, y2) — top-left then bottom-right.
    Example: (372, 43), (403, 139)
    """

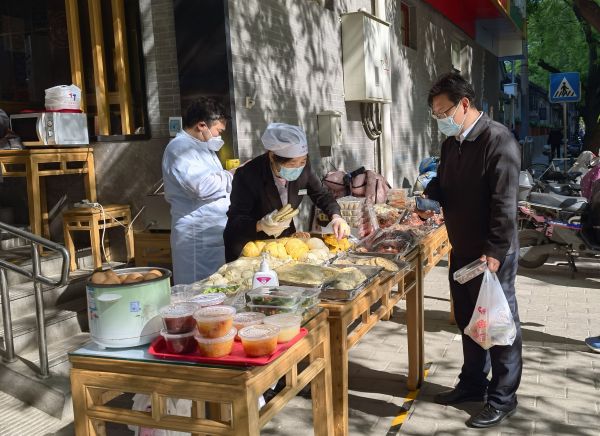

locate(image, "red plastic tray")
(148, 328), (308, 367)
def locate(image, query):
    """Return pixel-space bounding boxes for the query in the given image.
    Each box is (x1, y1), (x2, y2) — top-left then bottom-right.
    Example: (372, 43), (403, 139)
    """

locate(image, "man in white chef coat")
(162, 98), (232, 284)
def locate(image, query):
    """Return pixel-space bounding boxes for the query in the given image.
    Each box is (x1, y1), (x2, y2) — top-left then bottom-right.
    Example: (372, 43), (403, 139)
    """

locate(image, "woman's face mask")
(436, 103), (469, 137)
(279, 165), (305, 181)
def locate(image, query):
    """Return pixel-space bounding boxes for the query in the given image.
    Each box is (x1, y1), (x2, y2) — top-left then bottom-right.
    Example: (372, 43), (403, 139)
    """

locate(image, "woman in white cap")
(223, 123), (349, 261)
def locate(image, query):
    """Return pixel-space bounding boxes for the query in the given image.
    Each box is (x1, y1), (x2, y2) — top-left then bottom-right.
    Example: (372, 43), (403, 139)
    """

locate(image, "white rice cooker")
(87, 267), (171, 348)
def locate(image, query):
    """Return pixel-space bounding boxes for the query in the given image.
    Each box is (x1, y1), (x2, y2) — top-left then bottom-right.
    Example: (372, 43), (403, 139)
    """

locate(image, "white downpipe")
(374, 0), (394, 186)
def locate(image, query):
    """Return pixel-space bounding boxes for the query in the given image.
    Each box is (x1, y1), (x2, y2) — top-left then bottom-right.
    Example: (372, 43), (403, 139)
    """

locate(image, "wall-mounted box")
(341, 11), (391, 103)
(317, 111), (342, 157)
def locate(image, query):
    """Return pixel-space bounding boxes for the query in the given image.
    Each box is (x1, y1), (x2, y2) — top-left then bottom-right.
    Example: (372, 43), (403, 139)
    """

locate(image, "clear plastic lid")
(233, 312), (265, 326)
(264, 314), (302, 329)
(159, 302), (198, 318)
(238, 324), (280, 342)
(194, 327), (237, 344)
(187, 292), (226, 307)
(453, 259), (488, 284)
(193, 305), (236, 322)
(170, 284), (192, 303)
(246, 287), (304, 307)
(160, 328), (197, 339)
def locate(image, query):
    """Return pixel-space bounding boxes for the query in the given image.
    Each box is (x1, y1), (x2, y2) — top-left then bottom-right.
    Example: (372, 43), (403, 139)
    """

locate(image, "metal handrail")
(0, 222), (70, 378)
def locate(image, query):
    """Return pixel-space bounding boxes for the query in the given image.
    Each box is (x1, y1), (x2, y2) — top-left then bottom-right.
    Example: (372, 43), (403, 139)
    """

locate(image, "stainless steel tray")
(320, 265), (383, 301)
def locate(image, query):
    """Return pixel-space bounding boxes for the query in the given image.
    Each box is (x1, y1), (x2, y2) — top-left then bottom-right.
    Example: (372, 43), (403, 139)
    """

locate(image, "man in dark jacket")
(547, 128), (563, 163)
(422, 73), (522, 428)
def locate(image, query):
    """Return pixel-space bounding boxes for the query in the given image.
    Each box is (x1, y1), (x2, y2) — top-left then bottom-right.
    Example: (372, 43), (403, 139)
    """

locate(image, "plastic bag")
(44, 84), (82, 111)
(465, 270), (516, 350)
(129, 394), (191, 436)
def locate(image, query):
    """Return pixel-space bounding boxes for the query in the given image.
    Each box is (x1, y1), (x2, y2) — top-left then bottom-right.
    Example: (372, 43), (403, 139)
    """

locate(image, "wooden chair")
(63, 204), (134, 271)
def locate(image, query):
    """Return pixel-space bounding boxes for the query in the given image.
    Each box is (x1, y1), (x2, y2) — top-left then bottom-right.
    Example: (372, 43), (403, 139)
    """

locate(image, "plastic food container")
(233, 312), (265, 340)
(193, 305), (236, 338)
(160, 329), (197, 354)
(300, 289), (321, 308)
(170, 284), (191, 303)
(194, 328), (236, 357)
(264, 314), (302, 343)
(159, 303), (198, 334)
(453, 259), (488, 284)
(246, 287), (304, 307)
(337, 196), (365, 211)
(187, 292), (226, 308)
(238, 324), (280, 357)
(248, 303), (301, 317)
(189, 283), (240, 297)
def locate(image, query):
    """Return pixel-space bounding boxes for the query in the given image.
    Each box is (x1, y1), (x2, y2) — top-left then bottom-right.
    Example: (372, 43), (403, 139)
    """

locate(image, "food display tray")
(319, 265), (383, 301)
(148, 328), (307, 367)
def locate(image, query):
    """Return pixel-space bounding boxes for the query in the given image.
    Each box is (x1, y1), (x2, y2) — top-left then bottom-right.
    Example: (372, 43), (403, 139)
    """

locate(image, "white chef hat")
(261, 123), (308, 158)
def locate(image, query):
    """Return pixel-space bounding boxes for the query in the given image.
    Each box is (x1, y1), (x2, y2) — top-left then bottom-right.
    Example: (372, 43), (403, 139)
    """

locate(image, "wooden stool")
(63, 204), (134, 271)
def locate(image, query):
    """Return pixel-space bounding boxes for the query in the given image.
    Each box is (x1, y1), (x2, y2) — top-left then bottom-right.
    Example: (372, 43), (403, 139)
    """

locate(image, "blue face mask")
(436, 103), (468, 137)
(279, 165), (305, 181)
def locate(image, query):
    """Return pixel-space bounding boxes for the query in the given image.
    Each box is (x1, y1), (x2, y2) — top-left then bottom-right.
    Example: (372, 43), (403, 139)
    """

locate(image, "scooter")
(518, 192), (599, 275)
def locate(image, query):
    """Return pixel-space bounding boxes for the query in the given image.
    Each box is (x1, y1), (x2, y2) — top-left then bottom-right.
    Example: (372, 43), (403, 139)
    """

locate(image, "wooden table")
(0, 148), (96, 239)
(69, 310), (333, 436)
(319, 247), (424, 436)
(420, 225), (451, 275)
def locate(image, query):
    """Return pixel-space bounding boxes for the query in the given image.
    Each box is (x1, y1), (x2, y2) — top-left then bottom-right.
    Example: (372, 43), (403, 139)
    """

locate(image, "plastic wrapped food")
(264, 314), (302, 343)
(373, 204), (402, 228)
(159, 303), (198, 334)
(275, 263), (339, 287)
(453, 259), (487, 284)
(387, 189), (408, 208)
(248, 303), (301, 316)
(238, 324), (280, 357)
(160, 329), (197, 354)
(246, 286), (304, 307)
(194, 328), (236, 357)
(193, 305), (236, 338)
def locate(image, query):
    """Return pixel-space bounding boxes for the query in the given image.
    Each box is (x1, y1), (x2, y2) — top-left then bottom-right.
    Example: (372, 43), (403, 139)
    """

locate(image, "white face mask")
(204, 128), (225, 151)
(436, 103), (468, 137)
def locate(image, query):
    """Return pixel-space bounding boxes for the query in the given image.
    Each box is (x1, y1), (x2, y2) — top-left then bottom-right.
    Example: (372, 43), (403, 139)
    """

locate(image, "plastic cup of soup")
(160, 329), (197, 354)
(238, 324), (280, 357)
(159, 303), (198, 334)
(194, 328), (236, 358)
(264, 314), (302, 343)
(233, 312), (265, 340)
(187, 292), (226, 308)
(193, 305), (236, 338)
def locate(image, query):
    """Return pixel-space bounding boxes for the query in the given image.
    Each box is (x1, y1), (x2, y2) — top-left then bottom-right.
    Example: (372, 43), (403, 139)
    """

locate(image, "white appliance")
(9, 112), (89, 147)
(87, 267), (172, 348)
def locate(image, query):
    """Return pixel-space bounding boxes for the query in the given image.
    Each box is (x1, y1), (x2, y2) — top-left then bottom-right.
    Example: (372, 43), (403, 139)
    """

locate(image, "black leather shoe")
(433, 388), (485, 405)
(467, 403), (517, 428)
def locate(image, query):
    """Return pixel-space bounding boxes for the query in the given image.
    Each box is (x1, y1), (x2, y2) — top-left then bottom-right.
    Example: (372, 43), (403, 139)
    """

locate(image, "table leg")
(90, 218), (103, 270)
(232, 394), (259, 436)
(63, 220), (77, 272)
(449, 294), (456, 325)
(329, 316), (348, 436)
(39, 177), (50, 239)
(406, 260), (424, 391)
(124, 210), (135, 263)
(25, 162), (42, 239)
(71, 370), (97, 436)
(310, 323), (334, 436)
(381, 282), (392, 321)
(84, 149), (98, 202)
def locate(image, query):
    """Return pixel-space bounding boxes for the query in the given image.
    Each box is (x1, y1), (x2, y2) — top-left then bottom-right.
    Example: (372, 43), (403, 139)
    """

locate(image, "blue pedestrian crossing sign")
(549, 72), (580, 103)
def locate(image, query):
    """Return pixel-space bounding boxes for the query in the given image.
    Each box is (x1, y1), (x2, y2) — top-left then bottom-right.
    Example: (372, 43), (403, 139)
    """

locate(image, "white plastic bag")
(129, 394), (191, 436)
(465, 270), (516, 350)
(44, 84), (81, 110)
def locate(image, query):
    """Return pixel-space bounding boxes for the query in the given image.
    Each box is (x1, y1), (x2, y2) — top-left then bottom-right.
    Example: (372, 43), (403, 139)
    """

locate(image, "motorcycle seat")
(528, 192), (588, 212)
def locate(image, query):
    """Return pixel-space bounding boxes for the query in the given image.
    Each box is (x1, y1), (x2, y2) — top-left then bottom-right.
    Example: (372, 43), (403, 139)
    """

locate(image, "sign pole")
(562, 102), (568, 169)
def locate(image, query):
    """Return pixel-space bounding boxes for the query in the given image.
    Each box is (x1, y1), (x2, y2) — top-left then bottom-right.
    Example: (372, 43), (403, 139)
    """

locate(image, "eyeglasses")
(430, 103), (458, 120)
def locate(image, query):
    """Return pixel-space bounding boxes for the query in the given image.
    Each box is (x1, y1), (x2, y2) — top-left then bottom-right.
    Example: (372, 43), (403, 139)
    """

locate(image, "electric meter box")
(317, 110), (342, 157)
(341, 11), (392, 103)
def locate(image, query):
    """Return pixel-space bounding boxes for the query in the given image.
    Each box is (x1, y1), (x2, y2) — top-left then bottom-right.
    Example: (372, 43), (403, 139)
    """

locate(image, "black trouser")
(449, 251), (522, 411)
(550, 143), (561, 162)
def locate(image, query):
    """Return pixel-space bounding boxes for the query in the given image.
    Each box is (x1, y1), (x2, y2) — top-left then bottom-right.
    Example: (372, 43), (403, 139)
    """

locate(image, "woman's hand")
(331, 215), (351, 240)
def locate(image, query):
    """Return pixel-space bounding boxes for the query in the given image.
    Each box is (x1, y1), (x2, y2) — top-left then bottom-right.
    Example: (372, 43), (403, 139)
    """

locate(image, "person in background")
(548, 128), (563, 163)
(162, 98), (232, 284)
(224, 123), (349, 261)
(0, 109), (22, 149)
(420, 72), (522, 428)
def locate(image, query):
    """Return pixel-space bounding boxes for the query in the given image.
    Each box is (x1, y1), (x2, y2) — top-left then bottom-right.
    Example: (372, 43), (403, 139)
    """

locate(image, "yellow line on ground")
(389, 368), (430, 429)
